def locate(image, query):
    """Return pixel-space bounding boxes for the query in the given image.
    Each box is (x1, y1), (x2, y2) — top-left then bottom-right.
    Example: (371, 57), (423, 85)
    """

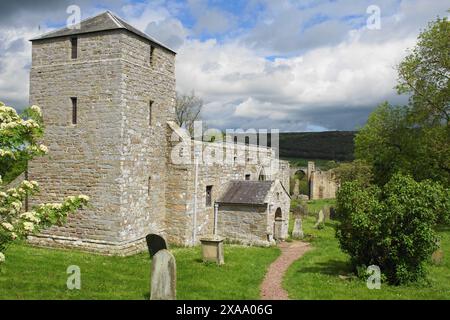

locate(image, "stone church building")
(27, 12), (290, 255)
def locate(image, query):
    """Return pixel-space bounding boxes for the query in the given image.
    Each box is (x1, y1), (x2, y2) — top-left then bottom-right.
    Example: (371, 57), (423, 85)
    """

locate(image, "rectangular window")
(71, 97), (77, 124)
(150, 45), (155, 66)
(206, 186), (213, 207)
(149, 100), (154, 126)
(71, 37), (78, 59)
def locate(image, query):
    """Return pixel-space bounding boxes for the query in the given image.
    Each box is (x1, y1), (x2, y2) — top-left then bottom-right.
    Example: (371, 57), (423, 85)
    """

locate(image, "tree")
(336, 174), (449, 285)
(175, 91), (203, 136)
(0, 102), (88, 266)
(396, 16), (449, 126)
(332, 159), (373, 188)
(356, 16), (450, 187)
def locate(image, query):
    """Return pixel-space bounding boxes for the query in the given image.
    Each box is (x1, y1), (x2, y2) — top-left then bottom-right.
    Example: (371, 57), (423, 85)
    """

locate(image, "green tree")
(356, 16), (450, 186)
(336, 174), (450, 285)
(332, 159), (373, 187)
(396, 16), (449, 125)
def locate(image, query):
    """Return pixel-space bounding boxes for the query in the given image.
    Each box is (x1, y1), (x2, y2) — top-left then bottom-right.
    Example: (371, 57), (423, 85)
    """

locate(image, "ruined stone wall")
(310, 170), (337, 200)
(217, 204), (269, 246)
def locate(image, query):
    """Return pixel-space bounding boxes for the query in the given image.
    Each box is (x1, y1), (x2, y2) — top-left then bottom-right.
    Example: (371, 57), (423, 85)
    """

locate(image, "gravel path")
(260, 241), (311, 300)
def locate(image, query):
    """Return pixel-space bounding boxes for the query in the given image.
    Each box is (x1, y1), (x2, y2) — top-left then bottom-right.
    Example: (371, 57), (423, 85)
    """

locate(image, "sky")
(0, 0), (448, 132)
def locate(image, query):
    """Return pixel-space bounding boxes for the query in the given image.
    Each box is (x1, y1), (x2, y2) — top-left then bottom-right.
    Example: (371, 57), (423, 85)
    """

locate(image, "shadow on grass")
(295, 259), (352, 276)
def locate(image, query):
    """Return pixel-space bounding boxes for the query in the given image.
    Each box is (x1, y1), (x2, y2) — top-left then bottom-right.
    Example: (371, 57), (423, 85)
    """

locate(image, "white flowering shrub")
(0, 102), (89, 265)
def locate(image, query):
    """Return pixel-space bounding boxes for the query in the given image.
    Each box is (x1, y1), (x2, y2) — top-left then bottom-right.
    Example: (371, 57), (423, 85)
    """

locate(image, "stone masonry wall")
(165, 133), (290, 246)
(118, 31), (176, 246)
(310, 170), (337, 200)
(28, 30), (176, 255)
(217, 204), (269, 246)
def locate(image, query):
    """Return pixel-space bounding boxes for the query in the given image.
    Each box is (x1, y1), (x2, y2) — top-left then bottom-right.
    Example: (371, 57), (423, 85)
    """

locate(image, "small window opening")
(149, 100), (154, 126)
(206, 185), (213, 207)
(71, 37), (78, 59)
(71, 97), (77, 124)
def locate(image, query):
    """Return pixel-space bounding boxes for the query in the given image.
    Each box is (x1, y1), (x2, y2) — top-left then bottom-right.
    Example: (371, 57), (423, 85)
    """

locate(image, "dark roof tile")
(30, 11), (175, 53)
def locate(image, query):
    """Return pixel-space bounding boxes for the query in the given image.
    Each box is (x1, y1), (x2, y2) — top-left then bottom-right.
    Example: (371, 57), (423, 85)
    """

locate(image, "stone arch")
(273, 207), (283, 240)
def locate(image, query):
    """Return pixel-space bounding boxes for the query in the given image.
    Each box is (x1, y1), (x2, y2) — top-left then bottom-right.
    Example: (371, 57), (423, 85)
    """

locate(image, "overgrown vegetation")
(336, 174), (449, 284)
(284, 215), (450, 299)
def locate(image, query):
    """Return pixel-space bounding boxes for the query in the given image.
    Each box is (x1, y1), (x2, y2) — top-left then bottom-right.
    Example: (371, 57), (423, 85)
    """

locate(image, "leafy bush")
(336, 173), (450, 284)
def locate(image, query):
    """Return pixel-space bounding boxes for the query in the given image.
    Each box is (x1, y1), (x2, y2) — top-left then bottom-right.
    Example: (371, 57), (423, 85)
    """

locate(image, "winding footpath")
(260, 241), (311, 300)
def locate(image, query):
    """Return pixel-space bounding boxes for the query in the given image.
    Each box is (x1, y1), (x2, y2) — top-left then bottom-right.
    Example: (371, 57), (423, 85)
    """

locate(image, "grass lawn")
(284, 214), (450, 299)
(0, 243), (280, 300)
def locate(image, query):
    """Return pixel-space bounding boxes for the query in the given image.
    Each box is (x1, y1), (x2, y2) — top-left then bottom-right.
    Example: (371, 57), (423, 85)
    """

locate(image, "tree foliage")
(336, 174), (450, 285)
(355, 16), (450, 187)
(0, 102), (89, 265)
(332, 159), (373, 188)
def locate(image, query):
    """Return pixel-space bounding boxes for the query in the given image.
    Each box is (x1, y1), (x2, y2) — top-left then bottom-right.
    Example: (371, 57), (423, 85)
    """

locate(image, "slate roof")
(217, 181), (274, 205)
(30, 11), (175, 53)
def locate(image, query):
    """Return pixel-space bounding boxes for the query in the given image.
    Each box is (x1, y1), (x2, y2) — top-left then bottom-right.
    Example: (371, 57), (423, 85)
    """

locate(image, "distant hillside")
(278, 131), (356, 161)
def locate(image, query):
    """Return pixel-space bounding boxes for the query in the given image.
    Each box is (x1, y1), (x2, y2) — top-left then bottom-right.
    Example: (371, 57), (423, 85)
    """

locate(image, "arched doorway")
(273, 208), (283, 240)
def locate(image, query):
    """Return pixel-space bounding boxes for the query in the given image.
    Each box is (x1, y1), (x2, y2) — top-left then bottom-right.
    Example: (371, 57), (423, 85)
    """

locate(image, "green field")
(0, 243), (279, 300)
(284, 215), (450, 299)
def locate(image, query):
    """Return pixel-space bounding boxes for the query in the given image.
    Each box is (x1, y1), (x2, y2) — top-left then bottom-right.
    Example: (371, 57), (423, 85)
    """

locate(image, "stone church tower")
(28, 11), (176, 254)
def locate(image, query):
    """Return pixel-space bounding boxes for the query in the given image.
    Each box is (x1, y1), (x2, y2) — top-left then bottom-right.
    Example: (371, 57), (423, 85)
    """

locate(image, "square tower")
(28, 11), (176, 255)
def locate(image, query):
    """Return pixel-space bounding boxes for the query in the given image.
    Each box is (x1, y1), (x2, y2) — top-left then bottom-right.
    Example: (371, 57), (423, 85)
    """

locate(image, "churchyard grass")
(284, 214), (450, 299)
(0, 243), (280, 300)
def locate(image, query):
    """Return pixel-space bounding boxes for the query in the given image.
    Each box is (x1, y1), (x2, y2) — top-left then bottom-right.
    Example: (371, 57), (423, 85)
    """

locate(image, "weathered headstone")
(150, 249), (176, 300)
(314, 209), (325, 229)
(293, 179), (300, 198)
(292, 218), (304, 239)
(146, 234), (167, 257)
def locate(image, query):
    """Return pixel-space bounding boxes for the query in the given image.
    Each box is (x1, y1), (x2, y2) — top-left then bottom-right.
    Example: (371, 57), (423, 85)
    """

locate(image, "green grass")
(283, 216), (450, 299)
(0, 243), (280, 300)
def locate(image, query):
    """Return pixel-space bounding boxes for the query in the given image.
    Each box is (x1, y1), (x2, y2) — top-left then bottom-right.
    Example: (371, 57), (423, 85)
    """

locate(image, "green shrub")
(336, 173), (449, 285)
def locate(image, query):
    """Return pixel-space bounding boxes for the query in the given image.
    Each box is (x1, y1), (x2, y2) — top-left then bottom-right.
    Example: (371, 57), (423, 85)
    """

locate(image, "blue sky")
(0, 0), (448, 131)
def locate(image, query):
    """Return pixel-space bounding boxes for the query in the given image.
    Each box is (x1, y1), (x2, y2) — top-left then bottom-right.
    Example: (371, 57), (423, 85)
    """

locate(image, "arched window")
(275, 208), (282, 220)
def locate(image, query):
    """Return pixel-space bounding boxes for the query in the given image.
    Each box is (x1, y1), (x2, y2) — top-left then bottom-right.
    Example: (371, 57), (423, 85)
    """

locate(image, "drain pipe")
(213, 203), (219, 236)
(192, 146), (201, 245)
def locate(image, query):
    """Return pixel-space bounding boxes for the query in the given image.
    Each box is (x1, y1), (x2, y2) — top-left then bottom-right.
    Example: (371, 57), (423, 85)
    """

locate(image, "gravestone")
(293, 179), (300, 198)
(323, 206), (331, 221)
(292, 218), (304, 239)
(150, 249), (176, 300)
(314, 209), (325, 229)
(146, 234), (167, 257)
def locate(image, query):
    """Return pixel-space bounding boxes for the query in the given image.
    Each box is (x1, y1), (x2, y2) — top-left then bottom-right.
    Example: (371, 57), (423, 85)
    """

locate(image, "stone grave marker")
(314, 209), (325, 229)
(146, 234), (167, 257)
(150, 249), (176, 300)
(292, 218), (304, 239)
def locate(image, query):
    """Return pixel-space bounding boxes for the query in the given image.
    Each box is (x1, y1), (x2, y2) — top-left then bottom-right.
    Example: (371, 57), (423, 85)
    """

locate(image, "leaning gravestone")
(146, 234), (176, 300)
(292, 218), (304, 239)
(314, 209), (325, 229)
